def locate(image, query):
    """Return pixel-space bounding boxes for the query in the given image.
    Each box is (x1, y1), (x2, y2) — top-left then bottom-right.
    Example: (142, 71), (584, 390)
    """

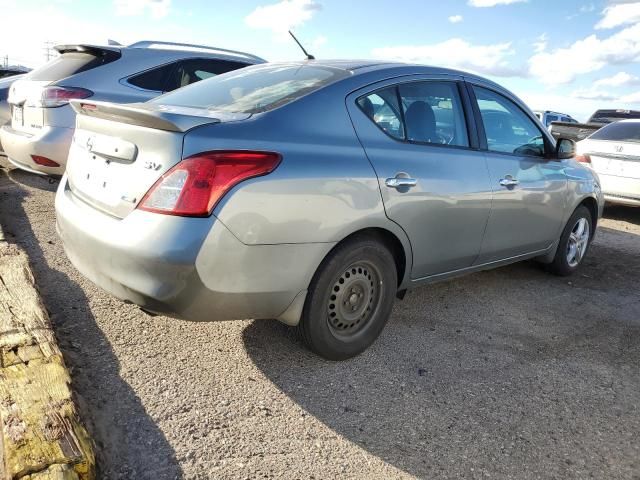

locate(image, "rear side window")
(127, 63), (176, 92)
(152, 64), (350, 113)
(164, 58), (249, 91)
(545, 114), (558, 126)
(473, 86), (545, 157)
(357, 81), (469, 147)
(29, 52), (118, 81)
(357, 87), (404, 140)
(399, 81), (469, 147)
(589, 122), (640, 143)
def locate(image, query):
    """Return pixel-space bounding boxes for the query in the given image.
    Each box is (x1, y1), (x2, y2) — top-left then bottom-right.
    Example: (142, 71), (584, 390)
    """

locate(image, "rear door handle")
(385, 174), (417, 189)
(499, 175), (519, 188)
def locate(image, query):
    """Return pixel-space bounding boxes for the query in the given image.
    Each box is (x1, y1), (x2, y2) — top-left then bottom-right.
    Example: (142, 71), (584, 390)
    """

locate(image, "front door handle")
(385, 174), (417, 189)
(499, 175), (519, 188)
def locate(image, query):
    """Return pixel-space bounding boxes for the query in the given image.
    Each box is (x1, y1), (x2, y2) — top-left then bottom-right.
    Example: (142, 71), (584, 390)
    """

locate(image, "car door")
(348, 77), (492, 279)
(468, 83), (567, 263)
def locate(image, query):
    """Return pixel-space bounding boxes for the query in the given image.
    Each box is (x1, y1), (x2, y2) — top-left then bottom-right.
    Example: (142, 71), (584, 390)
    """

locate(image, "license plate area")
(12, 106), (23, 127)
(75, 155), (122, 207)
(592, 155), (640, 179)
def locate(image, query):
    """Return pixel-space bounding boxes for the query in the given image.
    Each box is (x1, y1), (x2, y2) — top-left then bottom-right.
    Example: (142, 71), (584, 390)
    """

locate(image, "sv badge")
(144, 161), (162, 171)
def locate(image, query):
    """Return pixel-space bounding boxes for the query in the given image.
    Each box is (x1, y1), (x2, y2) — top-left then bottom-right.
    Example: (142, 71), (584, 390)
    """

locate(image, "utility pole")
(2, 55), (7, 68)
(43, 41), (56, 62)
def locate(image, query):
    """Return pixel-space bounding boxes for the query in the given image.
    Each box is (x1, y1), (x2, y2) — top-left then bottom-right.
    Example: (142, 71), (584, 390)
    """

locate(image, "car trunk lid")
(65, 100), (249, 218)
(585, 140), (640, 180)
(7, 78), (49, 133)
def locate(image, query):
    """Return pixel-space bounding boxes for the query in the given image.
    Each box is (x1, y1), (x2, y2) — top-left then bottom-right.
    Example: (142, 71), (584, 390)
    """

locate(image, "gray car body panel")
(55, 61), (603, 326)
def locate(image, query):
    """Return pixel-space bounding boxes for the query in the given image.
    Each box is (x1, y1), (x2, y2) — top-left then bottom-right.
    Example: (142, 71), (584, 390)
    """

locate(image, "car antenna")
(288, 30), (315, 60)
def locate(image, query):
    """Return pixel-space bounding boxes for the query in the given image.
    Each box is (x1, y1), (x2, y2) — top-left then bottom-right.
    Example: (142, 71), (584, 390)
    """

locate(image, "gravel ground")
(0, 157), (639, 480)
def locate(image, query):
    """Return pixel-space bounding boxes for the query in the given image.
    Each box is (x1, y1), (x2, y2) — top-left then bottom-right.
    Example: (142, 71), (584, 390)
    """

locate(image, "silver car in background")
(55, 61), (603, 360)
(0, 74), (25, 153)
(0, 41), (264, 175)
(576, 120), (640, 206)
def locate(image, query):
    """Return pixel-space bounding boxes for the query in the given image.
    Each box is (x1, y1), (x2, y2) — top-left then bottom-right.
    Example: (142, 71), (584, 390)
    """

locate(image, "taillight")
(31, 155), (60, 167)
(138, 151), (281, 217)
(39, 86), (93, 108)
(575, 154), (591, 164)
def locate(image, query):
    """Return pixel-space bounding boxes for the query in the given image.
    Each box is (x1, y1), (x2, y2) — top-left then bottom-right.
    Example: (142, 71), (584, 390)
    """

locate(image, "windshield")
(151, 64), (350, 114)
(589, 122), (640, 143)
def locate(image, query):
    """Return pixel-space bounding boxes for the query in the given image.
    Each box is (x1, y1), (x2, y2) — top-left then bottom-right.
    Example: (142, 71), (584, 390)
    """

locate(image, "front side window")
(357, 87), (404, 140)
(398, 81), (469, 147)
(473, 86), (545, 157)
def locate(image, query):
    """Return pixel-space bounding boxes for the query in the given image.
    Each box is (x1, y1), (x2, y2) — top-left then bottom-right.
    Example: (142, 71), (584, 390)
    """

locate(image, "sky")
(2, 0), (640, 121)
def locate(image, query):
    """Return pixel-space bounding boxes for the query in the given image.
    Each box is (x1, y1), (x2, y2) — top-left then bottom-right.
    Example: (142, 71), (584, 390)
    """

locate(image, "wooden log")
(0, 242), (94, 480)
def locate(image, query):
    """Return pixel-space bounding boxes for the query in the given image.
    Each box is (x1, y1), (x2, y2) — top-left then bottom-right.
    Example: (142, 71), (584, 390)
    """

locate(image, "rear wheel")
(298, 236), (397, 360)
(547, 205), (593, 276)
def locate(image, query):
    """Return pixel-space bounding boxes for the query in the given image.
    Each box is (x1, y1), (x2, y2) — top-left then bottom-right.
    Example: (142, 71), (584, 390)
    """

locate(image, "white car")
(0, 41), (264, 175)
(576, 119), (640, 206)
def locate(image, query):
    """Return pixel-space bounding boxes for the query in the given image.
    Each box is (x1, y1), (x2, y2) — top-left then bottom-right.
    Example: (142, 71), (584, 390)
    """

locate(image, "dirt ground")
(0, 157), (639, 479)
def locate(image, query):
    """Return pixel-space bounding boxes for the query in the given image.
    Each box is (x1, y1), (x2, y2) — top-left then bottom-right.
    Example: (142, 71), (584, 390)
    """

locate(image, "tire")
(298, 236), (398, 361)
(547, 205), (593, 276)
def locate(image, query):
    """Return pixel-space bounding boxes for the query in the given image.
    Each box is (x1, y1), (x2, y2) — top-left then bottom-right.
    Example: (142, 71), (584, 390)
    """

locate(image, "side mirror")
(555, 137), (576, 160)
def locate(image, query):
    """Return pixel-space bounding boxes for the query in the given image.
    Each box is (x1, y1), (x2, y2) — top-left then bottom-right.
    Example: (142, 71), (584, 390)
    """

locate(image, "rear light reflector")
(575, 154), (591, 164)
(31, 155), (60, 167)
(138, 151), (281, 217)
(40, 86), (93, 108)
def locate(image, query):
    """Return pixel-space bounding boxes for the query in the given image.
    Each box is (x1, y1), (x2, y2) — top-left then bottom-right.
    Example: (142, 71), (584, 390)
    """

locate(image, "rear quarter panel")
(183, 80), (412, 274)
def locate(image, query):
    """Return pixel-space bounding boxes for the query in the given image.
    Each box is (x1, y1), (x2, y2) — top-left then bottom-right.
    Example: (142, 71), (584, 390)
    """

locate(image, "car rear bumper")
(598, 173), (640, 206)
(0, 124), (73, 175)
(55, 176), (332, 324)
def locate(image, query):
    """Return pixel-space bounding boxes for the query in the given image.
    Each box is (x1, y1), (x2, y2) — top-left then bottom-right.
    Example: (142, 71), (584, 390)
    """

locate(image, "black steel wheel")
(298, 235), (397, 360)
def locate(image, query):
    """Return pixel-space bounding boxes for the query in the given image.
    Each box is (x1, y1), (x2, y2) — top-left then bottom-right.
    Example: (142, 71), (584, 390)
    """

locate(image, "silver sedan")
(55, 61), (603, 360)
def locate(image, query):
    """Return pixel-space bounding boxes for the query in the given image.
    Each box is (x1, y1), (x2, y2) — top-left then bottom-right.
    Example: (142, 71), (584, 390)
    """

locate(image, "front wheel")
(547, 206), (593, 276)
(298, 236), (398, 360)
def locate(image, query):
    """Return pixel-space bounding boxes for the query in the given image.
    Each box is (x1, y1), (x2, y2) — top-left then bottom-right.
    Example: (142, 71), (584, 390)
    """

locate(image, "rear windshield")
(29, 51), (118, 81)
(151, 64), (350, 114)
(589, 122), (640, 143)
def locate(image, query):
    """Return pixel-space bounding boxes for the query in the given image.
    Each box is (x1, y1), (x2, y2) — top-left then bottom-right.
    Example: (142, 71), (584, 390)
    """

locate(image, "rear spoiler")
(55, 44), (121, 56)
(69, 100), (237, 132)
(54, 44), (122, 64)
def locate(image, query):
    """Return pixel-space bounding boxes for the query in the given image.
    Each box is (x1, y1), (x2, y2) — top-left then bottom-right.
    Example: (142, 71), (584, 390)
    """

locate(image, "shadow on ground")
(243, 207), (640, 479)
(0, 165), (182, 479)
(604, 204), (640, 226)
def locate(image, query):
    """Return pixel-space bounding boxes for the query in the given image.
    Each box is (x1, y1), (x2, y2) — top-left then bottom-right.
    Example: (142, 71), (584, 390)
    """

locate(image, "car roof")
(55, 42), (265, 64)
(263, 59), (505, 82)
(271, 59), (466, 74)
